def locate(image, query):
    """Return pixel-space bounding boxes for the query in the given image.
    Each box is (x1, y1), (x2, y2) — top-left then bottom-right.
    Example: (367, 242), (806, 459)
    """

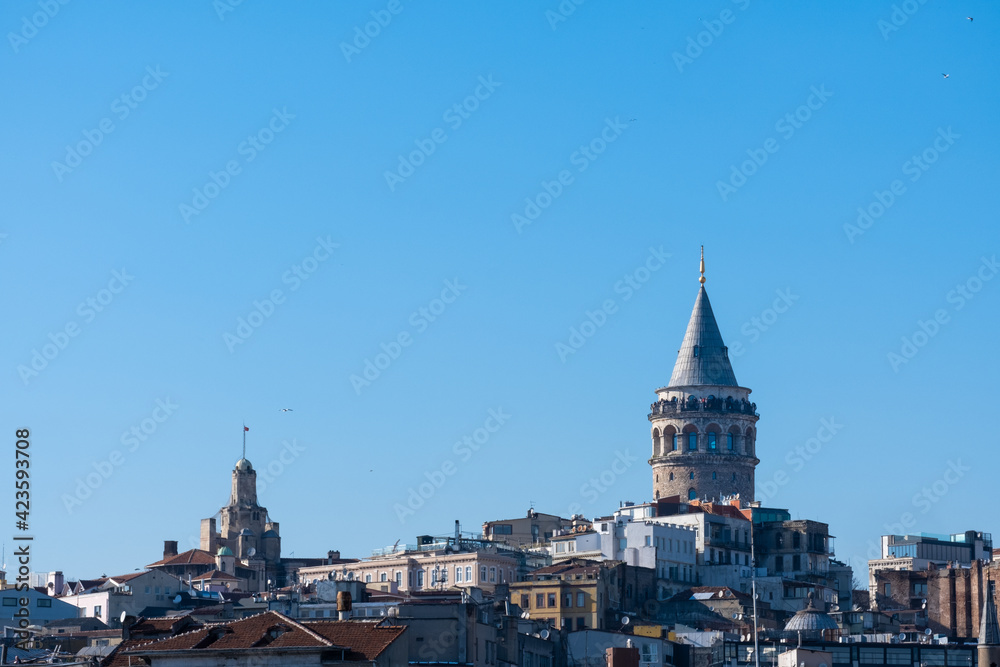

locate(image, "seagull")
(279, 408), (293, 412)
(966, 16), (973, 21)
(942, 73), (950, 78)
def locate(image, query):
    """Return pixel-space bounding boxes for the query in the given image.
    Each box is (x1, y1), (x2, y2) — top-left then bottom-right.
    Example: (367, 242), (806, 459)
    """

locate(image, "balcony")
(649, 395), (758, 420)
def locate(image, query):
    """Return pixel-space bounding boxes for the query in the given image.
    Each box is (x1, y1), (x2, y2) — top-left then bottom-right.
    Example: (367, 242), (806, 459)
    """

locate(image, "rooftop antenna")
(242, 422), (248, 459)
(699, 246), (706, 285)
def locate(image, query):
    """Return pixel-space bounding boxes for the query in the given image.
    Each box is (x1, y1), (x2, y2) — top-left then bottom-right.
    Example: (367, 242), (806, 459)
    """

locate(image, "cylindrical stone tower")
(649, 253), (760, 503)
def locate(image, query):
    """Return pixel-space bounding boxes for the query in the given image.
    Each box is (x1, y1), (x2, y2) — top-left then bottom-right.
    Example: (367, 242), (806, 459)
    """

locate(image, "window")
(712, 471), (717, 480)
(669, 473), (674, 481)
(689, 471), (694, 480)
(672, 434), (678, 450)
(536, 593), (544, 608)
(492, 524), (513, 535)
(94, 605), (102, 618)
(396, 571), (402, 585)
(884, 583), (891, 597)
(688, 488), (697, 500)
(693, 345), (700, 357)
(577, 617), (586, 630)
(1, 598), (16, 607)
(466, 566), (472, 582)
(547, 593), (556, 607)
(708, 432), (717, 450)
(727, 433), (734, 450)
(793, 532), (801, 548)
(489, 567), (496, 583)
(521, 595), (529, 608)
(431, 569), (439, 585)
(860, 648), (885, 664)
(37, 598), (52, 608)
(365, 574), (372, 583)
(456, 566), (463, 583)
(417, 570), (424, 587)
(380, 572), (387, 582)
(886, 649), (912, 665)
(155, 586), (160, 594)
(441, 569), (448, 583)
(645, 535), (651, 546)
(732, 473), (736, 481)
(793, 555), (801, 571)
(481, 566), (487, 582)
(688, 433), (697, 450)
(555, 543), (565, 553)
(564, 593), (572, 608)
(577, 592), (585, 607)
(408, 571), (414, 587)
(145, 586), (151, 594)
(775, 556), (784, 572)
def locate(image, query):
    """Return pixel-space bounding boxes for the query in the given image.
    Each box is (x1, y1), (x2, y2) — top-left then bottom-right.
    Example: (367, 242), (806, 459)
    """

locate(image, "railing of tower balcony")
(649, 396), (759, 419)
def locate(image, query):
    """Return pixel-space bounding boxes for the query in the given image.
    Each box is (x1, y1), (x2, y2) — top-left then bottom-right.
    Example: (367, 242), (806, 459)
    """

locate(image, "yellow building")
(509, 559), (656, 632)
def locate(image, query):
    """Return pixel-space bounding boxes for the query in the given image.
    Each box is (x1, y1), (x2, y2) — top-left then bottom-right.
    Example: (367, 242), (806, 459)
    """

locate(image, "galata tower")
(649, 249), (760, 502)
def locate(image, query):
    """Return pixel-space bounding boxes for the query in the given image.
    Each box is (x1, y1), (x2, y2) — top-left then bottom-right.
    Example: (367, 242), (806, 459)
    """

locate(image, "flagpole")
(242, 421), (246, 459)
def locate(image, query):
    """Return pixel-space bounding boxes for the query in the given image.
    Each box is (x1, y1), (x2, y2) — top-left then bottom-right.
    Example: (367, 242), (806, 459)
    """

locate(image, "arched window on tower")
(688, 433), (697, 450)
(688, 488), (697, 500)
(669, 473), (674, 481)
(708, 432), (717, 450)
(693, 346), (700, 357)
(652, 428), (661, 454)
(689, 471), (694, 480)
(672, 434), (678, 451)
(712, 472), (717, 480)
(727, 433), (734, 451)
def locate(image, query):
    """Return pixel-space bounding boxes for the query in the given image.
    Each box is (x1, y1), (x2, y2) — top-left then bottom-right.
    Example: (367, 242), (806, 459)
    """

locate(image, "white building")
(298, 538), (529, 593)
(60, 570), (186, 624)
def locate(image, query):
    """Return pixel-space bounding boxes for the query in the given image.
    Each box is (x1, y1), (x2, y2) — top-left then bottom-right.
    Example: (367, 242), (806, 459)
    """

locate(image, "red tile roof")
(124, 612), (406, 662)
(148, 549), (216, 568)
(129, 612), (332, 653)
(305, 621), (407, 660)
(107, 572), (150, 583)
(191, 570), (240, 581)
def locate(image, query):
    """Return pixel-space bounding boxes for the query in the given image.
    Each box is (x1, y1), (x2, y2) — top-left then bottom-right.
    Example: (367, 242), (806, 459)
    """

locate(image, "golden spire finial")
(699, 246), (706, 284)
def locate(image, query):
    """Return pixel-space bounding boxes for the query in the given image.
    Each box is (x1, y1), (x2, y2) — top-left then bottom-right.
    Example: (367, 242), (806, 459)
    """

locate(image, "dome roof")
(262, 529), (279, 538)
(235, 458), (253, 472)
(784, 595), (839, 632)
(216, 546), (234, 556)
(239, 528), (255, 536)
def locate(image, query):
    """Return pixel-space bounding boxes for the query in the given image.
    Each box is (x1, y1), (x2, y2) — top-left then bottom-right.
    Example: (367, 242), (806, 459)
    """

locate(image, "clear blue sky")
(2, 1), (998, 582)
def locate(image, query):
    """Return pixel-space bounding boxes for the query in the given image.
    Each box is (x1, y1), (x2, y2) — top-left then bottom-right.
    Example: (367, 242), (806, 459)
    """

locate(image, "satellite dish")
(521, 612), (530, 619)
(173, 594), (182, 604)
(925, 628), (932, 636)
(622, 616), (631, 625)
(540, 629), (550, 640)
(120, 611), (127, 624)
(898, 633), (907, 641)
(733, 612), (739, 619)
(248, 547), (257, 558)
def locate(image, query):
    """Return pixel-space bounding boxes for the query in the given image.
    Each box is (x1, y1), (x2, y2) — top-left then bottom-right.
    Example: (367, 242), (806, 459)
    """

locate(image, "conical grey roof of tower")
(980, 581), (1000, 646)
(668, 286), (739, 388)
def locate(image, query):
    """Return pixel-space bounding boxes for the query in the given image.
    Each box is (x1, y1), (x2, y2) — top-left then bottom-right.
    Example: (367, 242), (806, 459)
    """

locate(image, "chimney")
(50, 571), (65, 595)
(337, 591), (352, 620)
(164, 540), (178, 559)
(327, 550), (341, 562)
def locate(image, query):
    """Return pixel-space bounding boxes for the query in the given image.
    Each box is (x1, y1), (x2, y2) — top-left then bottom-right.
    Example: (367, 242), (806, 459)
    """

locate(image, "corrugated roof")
(667, 286), (739, 388)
